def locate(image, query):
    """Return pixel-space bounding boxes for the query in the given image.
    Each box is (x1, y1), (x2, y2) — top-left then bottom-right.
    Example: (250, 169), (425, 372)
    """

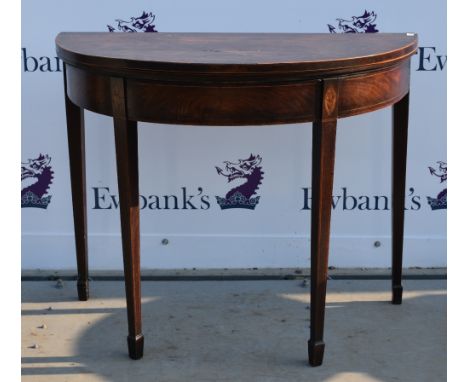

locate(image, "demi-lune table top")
(56, 32), (418, 80)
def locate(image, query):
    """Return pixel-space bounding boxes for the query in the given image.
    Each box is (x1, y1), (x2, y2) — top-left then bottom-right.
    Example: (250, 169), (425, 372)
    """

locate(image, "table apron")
(65, 60), (410, 125)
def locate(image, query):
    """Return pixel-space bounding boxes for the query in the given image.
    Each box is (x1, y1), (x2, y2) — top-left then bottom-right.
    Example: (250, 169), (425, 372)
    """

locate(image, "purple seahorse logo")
(107, 11), (158, 33)
(327, 10), (379, 34)
(215, 154), (264, 210)
(426, 161), (447, 210)
(21, 154), (54, 209)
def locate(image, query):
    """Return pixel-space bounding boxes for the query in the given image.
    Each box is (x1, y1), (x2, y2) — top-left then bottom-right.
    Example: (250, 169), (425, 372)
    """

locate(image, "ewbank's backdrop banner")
(21, 1), (447, 269)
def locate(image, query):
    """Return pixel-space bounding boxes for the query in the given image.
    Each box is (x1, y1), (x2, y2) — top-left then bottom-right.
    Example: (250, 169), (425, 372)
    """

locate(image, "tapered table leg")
(392, 92), (410, 305)
(111, 77), (144, 360)
(308, 80), (338, 367)
(64, 65), (89, 301)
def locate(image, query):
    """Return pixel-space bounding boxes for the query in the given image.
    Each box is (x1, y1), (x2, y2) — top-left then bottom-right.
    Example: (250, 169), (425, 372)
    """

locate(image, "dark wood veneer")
(65, 61), (410, 126)
(57, 32), (417, 366)
(56, 33), (417, 79)
(125, 79), (322, 125)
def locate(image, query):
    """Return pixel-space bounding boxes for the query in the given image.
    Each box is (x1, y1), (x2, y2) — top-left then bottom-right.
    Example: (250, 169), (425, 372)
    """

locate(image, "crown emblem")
(426, 195), (446, 211)
(216, 192), (260, 210)
(21, 191), (52, 209)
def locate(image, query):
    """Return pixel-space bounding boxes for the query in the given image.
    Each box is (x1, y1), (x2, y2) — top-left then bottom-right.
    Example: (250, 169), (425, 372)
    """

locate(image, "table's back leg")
(392, 92), (410, 305)
(63, 65), (89, 301)
(308, 79), (338, 367)
(111, 77), (144, 360)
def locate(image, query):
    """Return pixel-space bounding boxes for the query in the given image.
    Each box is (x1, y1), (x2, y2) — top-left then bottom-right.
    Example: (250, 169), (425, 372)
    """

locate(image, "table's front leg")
(392, 92), (410, 304)
(111, 77), (144, 359)
(63, 65), (89, 301)
(308, 79), (338, 367)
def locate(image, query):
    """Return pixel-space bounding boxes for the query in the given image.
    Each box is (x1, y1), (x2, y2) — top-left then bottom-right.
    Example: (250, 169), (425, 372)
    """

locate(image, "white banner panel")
(21, 1), (446, 269)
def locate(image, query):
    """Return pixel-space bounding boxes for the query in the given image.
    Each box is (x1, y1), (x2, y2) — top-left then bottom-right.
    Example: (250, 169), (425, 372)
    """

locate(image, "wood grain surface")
(56, 33), (417, 80)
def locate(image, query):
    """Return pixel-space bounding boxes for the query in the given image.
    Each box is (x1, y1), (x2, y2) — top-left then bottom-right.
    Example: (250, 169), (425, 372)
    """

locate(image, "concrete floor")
(21, 280), (446, 382)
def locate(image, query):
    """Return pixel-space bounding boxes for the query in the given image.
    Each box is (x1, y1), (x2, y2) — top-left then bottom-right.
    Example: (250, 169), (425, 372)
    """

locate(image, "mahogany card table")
(56, 32), (418, 366)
